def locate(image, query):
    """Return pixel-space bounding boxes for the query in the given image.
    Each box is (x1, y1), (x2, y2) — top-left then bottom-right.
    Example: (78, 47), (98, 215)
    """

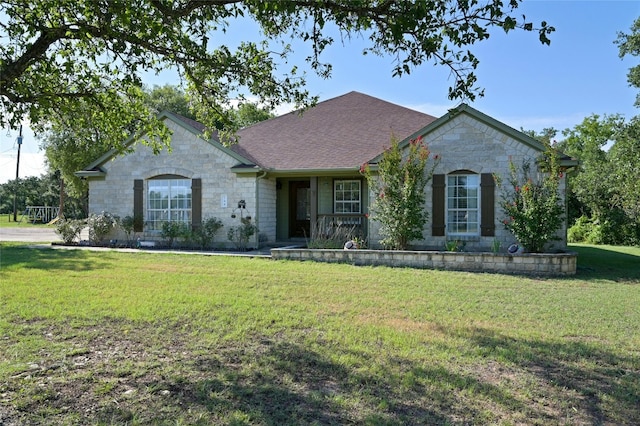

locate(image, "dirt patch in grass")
(2, 318), (639, 425)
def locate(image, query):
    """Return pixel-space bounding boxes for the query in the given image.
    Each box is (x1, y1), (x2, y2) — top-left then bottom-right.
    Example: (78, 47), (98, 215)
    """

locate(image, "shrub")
(445, 240), (465, 252)
(227, 217), (258, 251)
(568, 211), (640, 246)
(193, 217), (223, 249)
(161, 221), (190, 248)
(568, 215), (600, 243)
(494, 143), (564, 253)
(87, 212), (119, 244)
(598, 209), (640, 246)
(119, 215), (136, 245)
(55, 219), (86, 244)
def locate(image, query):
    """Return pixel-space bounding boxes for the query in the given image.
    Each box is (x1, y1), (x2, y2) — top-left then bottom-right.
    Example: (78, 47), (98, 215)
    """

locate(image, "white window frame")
(147, 178), (192, 231)
(446, 174), (480, 236)
(334, 180), (362, 214)
(333, 179), (362, 226)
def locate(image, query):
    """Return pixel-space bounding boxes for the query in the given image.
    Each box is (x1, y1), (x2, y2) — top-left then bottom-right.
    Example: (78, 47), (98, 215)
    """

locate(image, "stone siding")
(366, 113), (568, 252)
(256, 176), (277, 243)
(87, 120), (265, 247)
(271, 248), (577, 276)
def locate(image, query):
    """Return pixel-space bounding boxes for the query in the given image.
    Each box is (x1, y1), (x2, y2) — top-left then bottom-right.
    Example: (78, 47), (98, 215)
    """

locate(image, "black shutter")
(133, 179), (144, 232)
(191, 178), (202, 230)
(432, 174), (445, 236)
(480, 173), (495, 236)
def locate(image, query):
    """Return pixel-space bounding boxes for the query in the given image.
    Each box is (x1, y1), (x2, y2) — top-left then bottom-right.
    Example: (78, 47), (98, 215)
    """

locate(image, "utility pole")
(12, 125), (23, 222)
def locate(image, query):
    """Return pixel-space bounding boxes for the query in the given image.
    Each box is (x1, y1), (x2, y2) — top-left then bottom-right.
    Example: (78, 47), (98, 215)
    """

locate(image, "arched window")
(147, 176), (192, 231)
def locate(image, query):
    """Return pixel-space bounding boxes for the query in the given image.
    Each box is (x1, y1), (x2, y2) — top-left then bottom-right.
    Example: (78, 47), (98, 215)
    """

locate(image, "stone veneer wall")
(256, 175), (277, 244)
(87, 119), (264, 248)
(366, 112), (569, 252)
(271, 248), (577, 276)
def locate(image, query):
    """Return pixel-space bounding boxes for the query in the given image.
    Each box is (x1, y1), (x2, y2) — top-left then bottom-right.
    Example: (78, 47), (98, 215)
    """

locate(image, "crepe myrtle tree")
(494, 142), (564, 253)
(1, 0), (554, 148)
(361, 135), (440, 250)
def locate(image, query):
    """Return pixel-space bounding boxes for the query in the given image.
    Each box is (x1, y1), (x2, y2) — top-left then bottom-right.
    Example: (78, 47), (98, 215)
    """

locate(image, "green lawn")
(0, 243), (638, 425)
(0, 216), (50, 227)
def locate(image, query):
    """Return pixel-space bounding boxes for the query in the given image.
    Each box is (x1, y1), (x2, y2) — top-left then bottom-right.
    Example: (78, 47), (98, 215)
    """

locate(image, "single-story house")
(76, 91), (575, 251)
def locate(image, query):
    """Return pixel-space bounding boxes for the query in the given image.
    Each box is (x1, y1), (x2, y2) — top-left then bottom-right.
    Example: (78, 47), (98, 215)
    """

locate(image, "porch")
(275, 176), (369, 243)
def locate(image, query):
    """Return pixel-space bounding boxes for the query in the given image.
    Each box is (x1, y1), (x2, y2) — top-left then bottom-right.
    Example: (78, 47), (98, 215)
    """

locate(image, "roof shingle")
(230, 91), (436, 170)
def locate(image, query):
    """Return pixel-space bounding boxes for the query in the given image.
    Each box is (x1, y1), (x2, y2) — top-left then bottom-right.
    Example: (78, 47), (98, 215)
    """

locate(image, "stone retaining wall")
(271, 248), (577, 276)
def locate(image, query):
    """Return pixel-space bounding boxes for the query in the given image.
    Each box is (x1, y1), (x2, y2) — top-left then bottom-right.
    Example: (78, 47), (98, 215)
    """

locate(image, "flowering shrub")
(494, 143), (564, 253)
(55, 219), (86, 244)
(361, 135), (439, 250)
(87, 211), (119, 244)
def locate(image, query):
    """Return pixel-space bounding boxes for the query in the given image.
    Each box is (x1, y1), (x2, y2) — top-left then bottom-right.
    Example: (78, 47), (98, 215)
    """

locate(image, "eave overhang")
(74, 169), (106, 179)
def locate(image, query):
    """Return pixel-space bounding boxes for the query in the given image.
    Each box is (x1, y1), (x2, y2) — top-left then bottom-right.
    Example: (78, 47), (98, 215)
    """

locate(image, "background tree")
(520, 127), (558, 145)
(0, 172), (84, 219)
(616, 16), (640, 107)
(0, 176), (49, 216)
(558, 114), (640, 245)
(607, 117), (640, 244)
(233, 103), (275, 129)
(40, 86), (184, 214)
(143, 84), (195, 119)
(557, 114), (624, 221)
(1, 0), (554, 148)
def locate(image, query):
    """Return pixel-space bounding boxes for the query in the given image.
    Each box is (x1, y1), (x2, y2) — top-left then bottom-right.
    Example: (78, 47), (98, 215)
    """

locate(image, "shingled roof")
(230, 91), (437, 171)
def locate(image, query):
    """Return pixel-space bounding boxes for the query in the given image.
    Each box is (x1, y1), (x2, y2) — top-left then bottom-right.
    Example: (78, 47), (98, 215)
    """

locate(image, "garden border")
(271, 248), (577, 276)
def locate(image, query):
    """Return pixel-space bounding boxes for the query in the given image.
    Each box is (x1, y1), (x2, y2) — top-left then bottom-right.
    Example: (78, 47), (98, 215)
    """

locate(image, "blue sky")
(1, 0), (639, 183)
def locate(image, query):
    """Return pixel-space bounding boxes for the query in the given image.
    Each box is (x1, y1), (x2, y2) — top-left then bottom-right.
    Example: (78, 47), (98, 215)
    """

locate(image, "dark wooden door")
(289, 180), (310, 238)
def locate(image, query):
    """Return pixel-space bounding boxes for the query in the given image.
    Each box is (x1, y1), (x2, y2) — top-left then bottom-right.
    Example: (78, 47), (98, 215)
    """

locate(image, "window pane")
(147, 178), (192, 228)
(446, 173), (479, 235)
(334, 180), (361, 214)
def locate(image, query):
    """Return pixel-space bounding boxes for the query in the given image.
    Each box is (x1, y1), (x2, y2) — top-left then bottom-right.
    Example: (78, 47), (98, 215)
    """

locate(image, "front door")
(289, 180), (310, 238)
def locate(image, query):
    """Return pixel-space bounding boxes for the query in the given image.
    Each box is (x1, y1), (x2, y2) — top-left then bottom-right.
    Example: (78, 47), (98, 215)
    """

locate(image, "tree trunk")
(58, 176), (65, 219)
